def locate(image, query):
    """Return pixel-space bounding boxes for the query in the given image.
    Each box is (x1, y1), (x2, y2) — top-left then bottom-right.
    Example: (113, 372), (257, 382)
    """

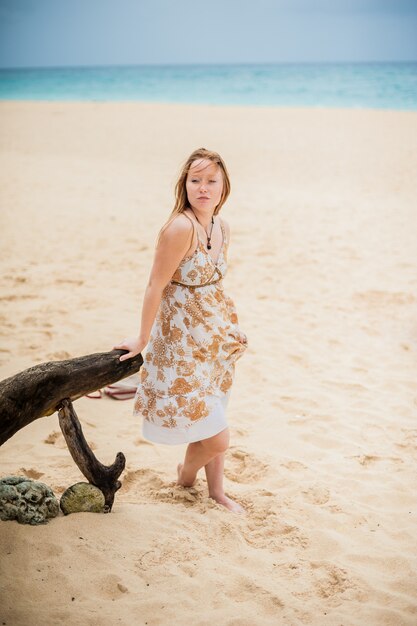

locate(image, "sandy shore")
(0, 101), (416, 625)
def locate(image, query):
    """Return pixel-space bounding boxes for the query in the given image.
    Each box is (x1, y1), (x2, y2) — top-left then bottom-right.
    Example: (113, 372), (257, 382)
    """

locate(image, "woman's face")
(185, 159), (223, 214)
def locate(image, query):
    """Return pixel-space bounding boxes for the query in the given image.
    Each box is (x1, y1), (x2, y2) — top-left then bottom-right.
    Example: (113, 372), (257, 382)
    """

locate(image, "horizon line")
(1, 59), (416, 72)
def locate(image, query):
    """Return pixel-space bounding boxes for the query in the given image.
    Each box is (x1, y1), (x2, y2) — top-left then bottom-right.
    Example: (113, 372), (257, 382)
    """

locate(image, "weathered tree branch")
(58, 398), (125, 511)
(0, 350), (143, 446)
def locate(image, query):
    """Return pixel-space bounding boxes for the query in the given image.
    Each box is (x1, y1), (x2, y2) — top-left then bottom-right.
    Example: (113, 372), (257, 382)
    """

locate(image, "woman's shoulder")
(161, 212), (194, 240)
(155, 212), (194, 254)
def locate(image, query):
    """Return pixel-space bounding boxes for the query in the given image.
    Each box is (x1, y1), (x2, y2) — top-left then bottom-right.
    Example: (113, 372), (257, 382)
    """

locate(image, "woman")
(114, 148), (248, 514)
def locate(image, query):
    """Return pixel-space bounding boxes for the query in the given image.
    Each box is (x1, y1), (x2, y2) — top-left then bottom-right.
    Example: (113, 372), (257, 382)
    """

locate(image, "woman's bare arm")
(137, 216), (193, 342)
(114, 214), (193, 361)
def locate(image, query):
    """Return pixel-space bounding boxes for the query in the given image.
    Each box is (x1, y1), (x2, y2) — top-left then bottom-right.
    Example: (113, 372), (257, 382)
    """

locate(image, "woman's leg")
(204, 453), (246, 514)
(177, 427), (246, 514)
(203, 390), (231, 497)
(177, 392), (244, 513)
(204, 452), (225, 496)
(177, 427), (229, 487)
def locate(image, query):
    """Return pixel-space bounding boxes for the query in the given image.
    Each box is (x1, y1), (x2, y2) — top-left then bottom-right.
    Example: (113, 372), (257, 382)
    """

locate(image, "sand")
(0, 100), (416, 625)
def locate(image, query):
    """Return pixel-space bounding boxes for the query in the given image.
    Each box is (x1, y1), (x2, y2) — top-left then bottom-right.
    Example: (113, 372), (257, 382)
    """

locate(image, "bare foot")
(176, 462), (196, 487)
(210, 493), (246, 515)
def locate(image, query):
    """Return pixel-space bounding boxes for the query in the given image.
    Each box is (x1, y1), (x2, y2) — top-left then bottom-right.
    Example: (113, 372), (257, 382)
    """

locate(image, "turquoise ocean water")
(0, 62), (416, 110)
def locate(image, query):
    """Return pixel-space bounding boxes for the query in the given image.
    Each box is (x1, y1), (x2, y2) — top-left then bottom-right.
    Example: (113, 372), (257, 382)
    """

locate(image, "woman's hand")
(236, 330), (248, 346)
(113, 336), (147, 362)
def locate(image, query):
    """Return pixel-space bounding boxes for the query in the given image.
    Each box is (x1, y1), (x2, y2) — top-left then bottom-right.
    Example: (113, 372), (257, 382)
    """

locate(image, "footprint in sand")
(137, 540), (198, 572)
(224, 447), (269, 483)
(44, 430), (96, 450)
(133, 437), (154, 446)
(353, 290), (415, 307)
(225, 574), (284, 615)
(47, 350), (72, 360)
(44, 431), (61, 444)
(241, 498), (309, 551)
(290, 561), (357, 603)
(120, 468), (165, 496)
(55, 278), (84, 286)
(23, 316), (53, 329)
(394, 428), (417, 455)
(13, 275), (28, 284)
(19, 467), (44, 480)
(96, 574), (130, 599)
(351, 454), (404, 467)
(302, 485), (330, 505)
(120, 467), (228, 509)
(280, 460), (308, 472)
(0, 326), (15, 336)
(311, 562), (354, 599)
(120, 467), (200, 506)
(0, 293), (38, 302)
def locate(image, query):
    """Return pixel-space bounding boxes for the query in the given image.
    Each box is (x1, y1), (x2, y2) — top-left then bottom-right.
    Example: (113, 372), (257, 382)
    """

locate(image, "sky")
(0, 0), (416, 68)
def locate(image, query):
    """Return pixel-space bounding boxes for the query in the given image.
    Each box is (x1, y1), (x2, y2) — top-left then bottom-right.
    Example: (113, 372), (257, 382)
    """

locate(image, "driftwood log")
(0, 349), (143, 511)
(58, 398), (125, 511)
(0, 350), (143, 445)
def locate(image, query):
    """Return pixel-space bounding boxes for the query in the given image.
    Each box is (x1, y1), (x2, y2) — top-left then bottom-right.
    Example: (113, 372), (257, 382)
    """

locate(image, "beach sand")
(0, 101), (416, 625)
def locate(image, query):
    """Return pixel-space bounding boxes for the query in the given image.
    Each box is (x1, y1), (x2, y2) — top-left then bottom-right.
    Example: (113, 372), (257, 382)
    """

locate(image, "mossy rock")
(0, 476), (59, 525)
(60, 482), (105, 515)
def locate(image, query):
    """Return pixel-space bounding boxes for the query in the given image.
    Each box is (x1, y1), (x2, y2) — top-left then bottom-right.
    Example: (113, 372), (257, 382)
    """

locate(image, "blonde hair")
(156, 148), (231, 246)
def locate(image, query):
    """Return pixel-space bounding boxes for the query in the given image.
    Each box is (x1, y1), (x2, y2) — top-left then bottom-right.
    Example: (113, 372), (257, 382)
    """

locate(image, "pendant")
(207, 243), (212, 249)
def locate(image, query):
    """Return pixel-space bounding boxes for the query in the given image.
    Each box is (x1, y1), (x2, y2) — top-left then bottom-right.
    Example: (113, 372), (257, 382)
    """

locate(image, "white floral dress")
(133, 212), (247, 445)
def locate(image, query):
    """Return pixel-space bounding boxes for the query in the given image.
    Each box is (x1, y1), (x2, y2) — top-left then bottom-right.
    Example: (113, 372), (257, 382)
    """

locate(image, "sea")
(0, 62), (416, 110)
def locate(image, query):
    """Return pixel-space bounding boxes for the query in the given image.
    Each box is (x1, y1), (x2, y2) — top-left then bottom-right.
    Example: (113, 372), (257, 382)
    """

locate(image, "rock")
(60, 482), (105, 515)
(0, 476), (59, 525)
